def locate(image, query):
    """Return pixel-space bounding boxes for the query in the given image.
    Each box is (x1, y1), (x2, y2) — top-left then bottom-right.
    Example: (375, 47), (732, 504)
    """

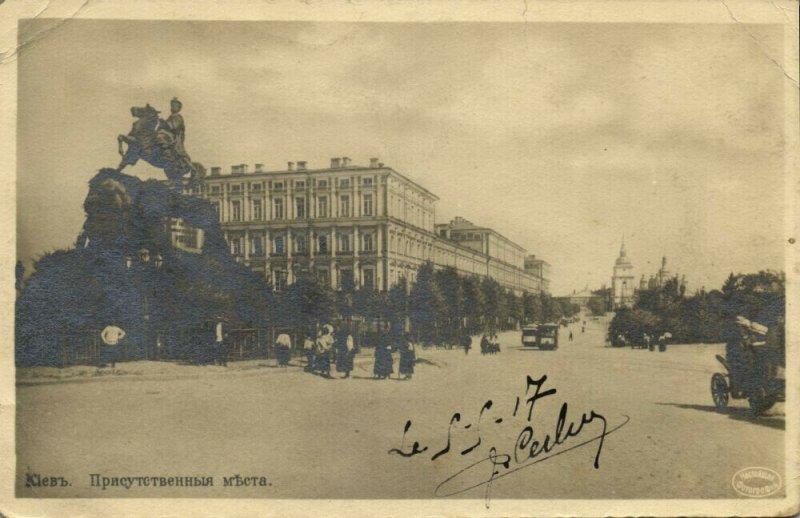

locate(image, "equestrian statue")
(117, 97), (204, 188)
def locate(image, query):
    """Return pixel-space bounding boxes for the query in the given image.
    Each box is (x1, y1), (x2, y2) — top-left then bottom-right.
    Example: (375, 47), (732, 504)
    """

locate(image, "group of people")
(479, 334), (501, 355)
(374, 332), (416, 380)
(301, 324), (356, 379)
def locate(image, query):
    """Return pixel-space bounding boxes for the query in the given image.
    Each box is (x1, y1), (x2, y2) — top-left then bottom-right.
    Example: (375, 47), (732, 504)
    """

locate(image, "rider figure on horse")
(157, 97), (192, 167)
(117, 97), (199, 188)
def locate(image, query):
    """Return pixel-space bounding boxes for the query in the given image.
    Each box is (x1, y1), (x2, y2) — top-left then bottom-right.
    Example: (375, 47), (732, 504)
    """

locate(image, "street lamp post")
(125, 247), (163, 361)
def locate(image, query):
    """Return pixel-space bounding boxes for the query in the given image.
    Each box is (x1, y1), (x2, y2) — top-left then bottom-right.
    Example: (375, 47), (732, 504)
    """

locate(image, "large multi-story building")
(187, 157), (549, 294)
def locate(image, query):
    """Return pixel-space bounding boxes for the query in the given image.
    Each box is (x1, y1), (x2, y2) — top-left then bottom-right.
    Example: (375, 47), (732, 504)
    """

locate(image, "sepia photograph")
(1, 1), (798, 516)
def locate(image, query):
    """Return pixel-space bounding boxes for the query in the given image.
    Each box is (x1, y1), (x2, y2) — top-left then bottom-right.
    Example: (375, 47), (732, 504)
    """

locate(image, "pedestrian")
(303, 335), (315, 372)
(491, 334), (501, 354)
(398, 333), (416, 380)
(373, 333), (394, 379)
(275, 333), (292, 367)
(99, 322), (126, 368)
(581, 326), (585, 333)
(315, 324), (334, 378)
(462, 332), (472, 355)
(658, 333), (668, 352)
(569, 331), (573, 342)
(336, 333), (355, 378)
(480, 334), (489, 355)
(214, 318), (227, 366)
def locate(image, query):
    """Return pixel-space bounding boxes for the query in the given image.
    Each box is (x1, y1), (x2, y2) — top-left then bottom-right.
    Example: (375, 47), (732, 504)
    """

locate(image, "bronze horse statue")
(117, 104), (199, 187)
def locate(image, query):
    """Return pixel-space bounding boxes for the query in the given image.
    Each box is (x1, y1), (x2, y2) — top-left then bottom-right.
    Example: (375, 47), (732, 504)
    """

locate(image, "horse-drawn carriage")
(710, 316), (785, 416)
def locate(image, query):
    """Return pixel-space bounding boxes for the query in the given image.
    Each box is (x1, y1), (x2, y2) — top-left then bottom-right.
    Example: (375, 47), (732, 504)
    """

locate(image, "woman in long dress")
(398, 334), (416, 380)
(315, 325), (334, 377)
(336, 333), (355, 378)
(373, 333), (394, 379)
(275, 333), (292, 367)
(303, 336), (315, 372)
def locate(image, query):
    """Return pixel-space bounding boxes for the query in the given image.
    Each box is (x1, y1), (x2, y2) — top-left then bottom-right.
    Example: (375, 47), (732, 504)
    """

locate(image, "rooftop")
(201, 157), (439, 201)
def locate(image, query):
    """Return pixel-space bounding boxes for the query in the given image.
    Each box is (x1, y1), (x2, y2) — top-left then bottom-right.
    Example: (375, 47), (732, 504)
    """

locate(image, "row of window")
(207, 176), (374, 195)
(271, 267), (376, 292)
(230, 233), (376, 256)
(217, 194), (373, 221)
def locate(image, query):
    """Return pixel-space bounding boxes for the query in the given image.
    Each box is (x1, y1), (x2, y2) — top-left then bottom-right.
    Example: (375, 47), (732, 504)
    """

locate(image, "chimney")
(330, 157), (341, 169)
(210, 167), (221, 177)
(240, 163), (248, 174)
(378, 162), (384, 168)
(342, 156), (351, 167)
(255, 163), (264, 173)
(231, 165), (240, 174)
(297, 161), (307, 171)
(287, 161), (295, 171)
(369, 157), (379, 168)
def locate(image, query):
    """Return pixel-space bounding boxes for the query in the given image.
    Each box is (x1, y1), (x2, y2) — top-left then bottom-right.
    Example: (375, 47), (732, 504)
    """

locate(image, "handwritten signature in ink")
(388, 374), (629, 507)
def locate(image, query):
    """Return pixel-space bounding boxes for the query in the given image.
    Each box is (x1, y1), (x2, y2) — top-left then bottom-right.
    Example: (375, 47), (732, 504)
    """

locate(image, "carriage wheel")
(711, 373), (729, 410)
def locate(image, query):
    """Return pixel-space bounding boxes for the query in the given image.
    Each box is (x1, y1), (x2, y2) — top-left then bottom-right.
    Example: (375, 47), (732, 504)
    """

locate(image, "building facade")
(188, 158), (549, 294)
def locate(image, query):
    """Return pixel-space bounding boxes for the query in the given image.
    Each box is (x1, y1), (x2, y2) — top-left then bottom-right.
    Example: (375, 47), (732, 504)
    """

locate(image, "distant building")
(186, 158), (549, 294)
(562, 287), (594, 310)
(435, 217), (548, 294)
(524, 255), (551, 294)
(611, 241), (635, 309)
(641, 256), (687, 293)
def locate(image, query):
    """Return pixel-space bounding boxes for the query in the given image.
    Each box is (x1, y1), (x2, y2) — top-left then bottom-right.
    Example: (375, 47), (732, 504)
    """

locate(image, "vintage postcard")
(0, 0), (798, 516)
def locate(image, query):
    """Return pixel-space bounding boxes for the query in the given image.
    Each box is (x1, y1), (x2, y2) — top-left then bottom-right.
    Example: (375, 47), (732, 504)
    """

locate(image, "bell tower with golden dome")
(612, 239), (635, 309)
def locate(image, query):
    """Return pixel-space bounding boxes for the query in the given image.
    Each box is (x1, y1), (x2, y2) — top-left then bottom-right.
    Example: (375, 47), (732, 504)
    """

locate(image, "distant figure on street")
(374, 333), (394, 379)
(569, 331), (573, 342)
(480, 334), (489, 355)
(214, 319), (227, 366)
(303, 335), (315, 372)
(336, 333), (355, 378)
(399, 333), (416, 380)
(315, 325), (334, 378)
(100, 323), (126, 368)
(581, 326), (585, 333)
(658, 334), (668, 352)
(491, 334), (501, 354)
(275, 333), (292, 367)
(461, 333), (472, 355)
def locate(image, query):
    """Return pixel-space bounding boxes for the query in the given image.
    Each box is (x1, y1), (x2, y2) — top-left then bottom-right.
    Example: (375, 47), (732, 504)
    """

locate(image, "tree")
(587, 296), (606, 316)
(460, 275), (486, 333)
(280, 271), (336, 332)
(410, 262), (446, 343)
(480, 277), (507, 334)
(434, 266), (465, 342)
(506, 289), (523, 329)
(607, 307), (660, 346)
(521, 291), (543, 324)
(387, 277), (409, 334)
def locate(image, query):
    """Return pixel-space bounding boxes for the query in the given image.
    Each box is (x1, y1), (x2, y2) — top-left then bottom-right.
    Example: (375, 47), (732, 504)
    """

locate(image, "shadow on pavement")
(656, 402), (785, 431)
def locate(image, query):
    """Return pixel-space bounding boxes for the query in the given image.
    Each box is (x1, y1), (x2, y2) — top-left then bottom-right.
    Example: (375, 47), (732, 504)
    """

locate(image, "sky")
(16, 19), (788, 295)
